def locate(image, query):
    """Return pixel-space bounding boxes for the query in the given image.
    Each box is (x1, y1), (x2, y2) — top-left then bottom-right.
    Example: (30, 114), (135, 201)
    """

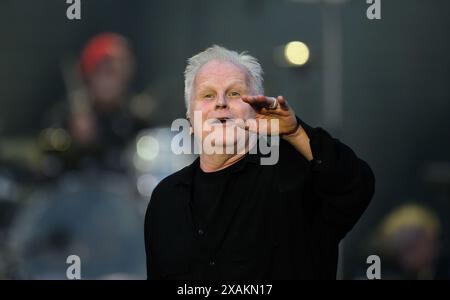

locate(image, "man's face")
(189, 60), (256, 150)
(88, 45), (134, 110)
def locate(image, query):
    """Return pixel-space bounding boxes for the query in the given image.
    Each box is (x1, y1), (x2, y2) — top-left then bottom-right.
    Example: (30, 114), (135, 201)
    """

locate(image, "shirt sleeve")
(284, 117), (376, 241)
(144, 190), (163, 280)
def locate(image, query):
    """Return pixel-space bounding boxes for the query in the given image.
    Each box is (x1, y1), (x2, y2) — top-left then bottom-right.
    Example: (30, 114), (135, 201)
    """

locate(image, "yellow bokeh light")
(284, 41), (310, 66)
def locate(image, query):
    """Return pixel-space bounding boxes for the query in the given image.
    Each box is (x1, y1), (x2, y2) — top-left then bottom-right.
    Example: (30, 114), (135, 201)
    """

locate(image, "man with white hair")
(144, 45), (375, 280)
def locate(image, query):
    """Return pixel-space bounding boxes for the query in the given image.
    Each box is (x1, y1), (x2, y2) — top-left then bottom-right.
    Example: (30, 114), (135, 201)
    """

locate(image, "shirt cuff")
(296, 116), (338, 174)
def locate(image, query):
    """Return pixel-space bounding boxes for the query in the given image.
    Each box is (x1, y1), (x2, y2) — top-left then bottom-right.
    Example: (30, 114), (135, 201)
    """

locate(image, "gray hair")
(184, 45), (264, 112)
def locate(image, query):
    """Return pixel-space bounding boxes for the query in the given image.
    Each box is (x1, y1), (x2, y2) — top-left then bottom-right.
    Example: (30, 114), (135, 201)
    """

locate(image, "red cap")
(79, 33), (128, 79)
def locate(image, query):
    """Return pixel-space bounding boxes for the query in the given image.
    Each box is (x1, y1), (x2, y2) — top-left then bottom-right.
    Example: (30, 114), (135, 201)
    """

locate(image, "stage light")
(137, 173), (159, 198)
(136, 135), (159, 161)
(38, 128), (71, 151)
(50, 128), (71, 152)
(284, 41), (310, 66)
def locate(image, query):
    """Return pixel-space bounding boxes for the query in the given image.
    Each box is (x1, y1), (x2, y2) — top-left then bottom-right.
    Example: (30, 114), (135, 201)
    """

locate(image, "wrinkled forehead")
(194, 60), (251, 90)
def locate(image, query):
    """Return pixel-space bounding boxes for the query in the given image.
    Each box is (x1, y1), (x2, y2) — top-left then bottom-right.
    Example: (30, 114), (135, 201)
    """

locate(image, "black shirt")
(145, 119), (375, 280)
(191, 159), (238, 231)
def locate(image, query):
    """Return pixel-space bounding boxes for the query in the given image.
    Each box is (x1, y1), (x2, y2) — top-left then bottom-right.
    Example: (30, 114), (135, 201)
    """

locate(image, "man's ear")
(186, 113), (193, 135)
(186, 113), (191, 125)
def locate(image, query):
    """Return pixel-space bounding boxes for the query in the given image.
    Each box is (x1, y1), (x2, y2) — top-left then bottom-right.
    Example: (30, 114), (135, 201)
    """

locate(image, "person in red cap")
(79, 33), (135, 114)
(40, 33), (151, 176)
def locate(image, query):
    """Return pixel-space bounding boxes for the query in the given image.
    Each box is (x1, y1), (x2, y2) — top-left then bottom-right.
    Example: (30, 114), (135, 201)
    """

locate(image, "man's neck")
(197, 136), (257, 173)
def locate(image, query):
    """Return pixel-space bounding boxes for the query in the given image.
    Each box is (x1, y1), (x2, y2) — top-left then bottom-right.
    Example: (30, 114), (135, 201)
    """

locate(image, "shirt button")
(198, 229), (205, 236)
(209, 261), (216, 267)
(312, 159), (323, 170)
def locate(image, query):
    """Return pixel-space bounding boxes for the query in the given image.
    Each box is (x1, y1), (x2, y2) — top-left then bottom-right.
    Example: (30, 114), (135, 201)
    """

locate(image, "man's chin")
(199, 127), (250, 154)
(211, 139), (237, 148)
(212, 136), (250, 153)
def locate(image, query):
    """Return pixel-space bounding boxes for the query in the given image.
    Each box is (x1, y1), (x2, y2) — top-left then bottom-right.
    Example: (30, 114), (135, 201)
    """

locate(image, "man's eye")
(204, 94), (214, 99)
(229, 91), (241, 97)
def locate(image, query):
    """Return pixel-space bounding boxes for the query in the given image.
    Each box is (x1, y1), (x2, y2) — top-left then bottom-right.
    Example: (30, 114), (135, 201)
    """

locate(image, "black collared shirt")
(191, 156), (248, 262)
(191, 157), (241, 236)
(145, 120), (375, 280)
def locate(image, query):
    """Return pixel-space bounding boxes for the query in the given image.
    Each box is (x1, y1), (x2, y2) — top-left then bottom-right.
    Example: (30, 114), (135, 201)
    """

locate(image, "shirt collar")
(175, 150), (261, 187)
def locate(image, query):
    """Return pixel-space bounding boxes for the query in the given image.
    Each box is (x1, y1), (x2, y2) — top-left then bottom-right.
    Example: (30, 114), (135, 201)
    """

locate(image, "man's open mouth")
(209, 117), (234, 125)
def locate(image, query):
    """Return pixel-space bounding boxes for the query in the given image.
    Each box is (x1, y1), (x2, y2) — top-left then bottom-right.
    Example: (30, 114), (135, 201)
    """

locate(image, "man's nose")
(215, 93), (228, 109)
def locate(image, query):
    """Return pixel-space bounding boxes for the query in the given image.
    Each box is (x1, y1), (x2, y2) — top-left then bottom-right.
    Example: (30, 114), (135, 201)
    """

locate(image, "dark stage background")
(1, 0), (449, 279)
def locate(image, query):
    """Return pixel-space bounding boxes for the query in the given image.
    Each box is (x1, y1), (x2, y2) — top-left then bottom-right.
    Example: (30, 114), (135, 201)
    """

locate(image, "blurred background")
(1, 0), (449, 279)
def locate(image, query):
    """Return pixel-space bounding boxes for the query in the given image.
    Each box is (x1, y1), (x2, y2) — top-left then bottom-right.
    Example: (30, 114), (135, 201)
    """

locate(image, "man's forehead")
(195, 61), (249, 86)
(196, 78), (248, 90)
